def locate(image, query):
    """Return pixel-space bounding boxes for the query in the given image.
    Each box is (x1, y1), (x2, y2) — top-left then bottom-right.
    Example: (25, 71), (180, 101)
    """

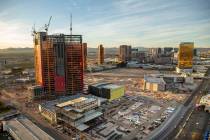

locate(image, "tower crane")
(44, 16), (52, 33)
(31, 23), (36, 36)
(34, 16), (52, 33)
(70, 13), (72, 35)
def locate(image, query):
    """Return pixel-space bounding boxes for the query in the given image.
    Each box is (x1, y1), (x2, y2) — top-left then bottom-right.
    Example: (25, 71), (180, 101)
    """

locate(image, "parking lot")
(84, 68), (187, 139)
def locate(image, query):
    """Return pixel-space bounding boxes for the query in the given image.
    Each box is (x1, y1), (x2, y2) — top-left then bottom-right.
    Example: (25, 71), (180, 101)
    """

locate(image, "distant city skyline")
(0, 0), (210, 49)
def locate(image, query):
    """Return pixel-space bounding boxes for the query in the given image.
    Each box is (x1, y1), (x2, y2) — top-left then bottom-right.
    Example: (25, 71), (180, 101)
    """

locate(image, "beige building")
(200, 94), (210, 112)
(200, 94), (210, 106)
(142, 76), (166, 92)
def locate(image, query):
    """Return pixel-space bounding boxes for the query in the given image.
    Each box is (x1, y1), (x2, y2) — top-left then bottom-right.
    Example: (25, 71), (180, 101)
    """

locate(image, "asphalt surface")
(170, 68), (210, 140)
(175, 110), (209, 140)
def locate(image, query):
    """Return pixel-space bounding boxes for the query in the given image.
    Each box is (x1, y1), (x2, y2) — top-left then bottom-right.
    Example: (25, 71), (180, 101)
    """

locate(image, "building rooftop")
(91, 82), (111, 88)
(149, 74), (183, 78)
(40, 95), (105, 114)
(91, 82), (122, 89)
(3, 116), (54, 140)
(180, 42), (194, 45)
(56, 97), (87, 108)
(56, 96), (97, 108)
(73, 110), (103, 131)
(40, 95), (76, 112)
(145, 76), (165, 84)
(102, 84), (121, 89)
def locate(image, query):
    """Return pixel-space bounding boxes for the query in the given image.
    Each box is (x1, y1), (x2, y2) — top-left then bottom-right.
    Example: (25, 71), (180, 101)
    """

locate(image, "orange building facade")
(34, 32), (84, 95)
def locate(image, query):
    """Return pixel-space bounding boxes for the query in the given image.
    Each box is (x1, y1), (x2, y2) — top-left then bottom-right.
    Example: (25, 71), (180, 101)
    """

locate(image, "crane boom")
(31, 23), (36, 36)
(70, 14), (72, 35)
(45, 16), (52, 33)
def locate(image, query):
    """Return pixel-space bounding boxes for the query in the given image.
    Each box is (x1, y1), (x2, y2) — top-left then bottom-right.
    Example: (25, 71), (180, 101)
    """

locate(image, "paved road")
(175, 110), (209, 140)
(170, 68), (210, 140)
(171, 78), (210, 139)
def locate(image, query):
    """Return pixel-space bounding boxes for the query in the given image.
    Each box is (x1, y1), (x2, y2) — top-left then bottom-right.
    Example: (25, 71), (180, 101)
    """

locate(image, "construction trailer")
(34, 32), (84, 96)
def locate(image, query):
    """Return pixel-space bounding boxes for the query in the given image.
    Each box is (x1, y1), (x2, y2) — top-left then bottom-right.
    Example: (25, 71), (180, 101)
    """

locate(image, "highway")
(144, 67), (210, 140)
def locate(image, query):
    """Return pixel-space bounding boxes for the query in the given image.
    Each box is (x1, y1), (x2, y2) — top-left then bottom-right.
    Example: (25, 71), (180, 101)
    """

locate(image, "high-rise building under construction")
(176, 42), (194, 73)
(34, 32), (83, 95)
(98, 44), (104, 64)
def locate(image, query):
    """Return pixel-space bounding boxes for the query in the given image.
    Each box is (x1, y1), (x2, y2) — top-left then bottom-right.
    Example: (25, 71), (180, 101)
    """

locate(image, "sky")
(0, 0), (210, 48)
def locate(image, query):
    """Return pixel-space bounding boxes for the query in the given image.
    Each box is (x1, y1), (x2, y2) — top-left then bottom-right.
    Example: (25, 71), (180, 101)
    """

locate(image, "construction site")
(34, 32), (84, 96)
(1, 38), (209, 140)
(84, 68), (201, 139)
(1, 64), (200, 140)
(0, 15), (209, 140)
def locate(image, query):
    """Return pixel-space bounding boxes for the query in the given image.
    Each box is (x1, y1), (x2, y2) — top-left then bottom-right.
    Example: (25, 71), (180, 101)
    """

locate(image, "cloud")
(0, 20), (32, 48)
(0, 0), (209, 48)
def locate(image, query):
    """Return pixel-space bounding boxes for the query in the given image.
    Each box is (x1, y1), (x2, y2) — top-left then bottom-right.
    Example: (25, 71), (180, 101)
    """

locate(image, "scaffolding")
(65, 35), (83, 94)
(34, 33), (84, 96)
(82, 43), (87, 70)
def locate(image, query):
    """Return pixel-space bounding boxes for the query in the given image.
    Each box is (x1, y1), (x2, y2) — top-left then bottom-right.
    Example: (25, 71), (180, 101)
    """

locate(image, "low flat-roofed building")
(56, 96), (102, 132)
(142, 76), (166, 92)
(3, 116), (54, 140)
(38, 95), (85, 124)
(88, 83), (125, 101)
(141, 74), (194, 92)
(150, 74), (185, 83)
(38, 95), (106, 126)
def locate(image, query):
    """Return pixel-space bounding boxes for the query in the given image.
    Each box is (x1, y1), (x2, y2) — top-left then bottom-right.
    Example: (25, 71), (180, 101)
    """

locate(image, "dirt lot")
(85, 68), (189, 103)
